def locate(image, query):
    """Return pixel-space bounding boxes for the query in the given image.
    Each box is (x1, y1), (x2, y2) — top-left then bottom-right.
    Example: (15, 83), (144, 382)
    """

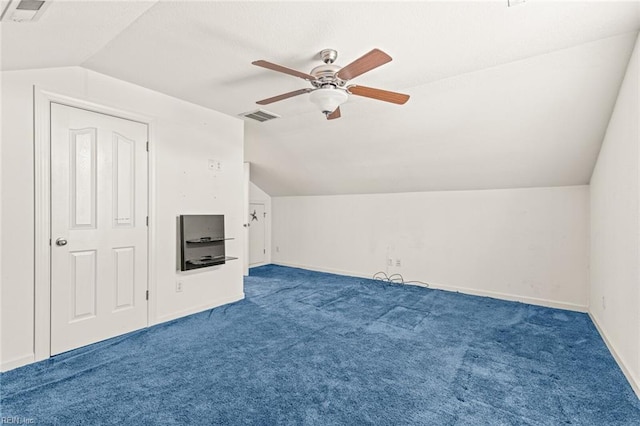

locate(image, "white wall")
(1, 67), (244, 371)
(590, 32), (640, 396)
(249, 181), (272, 267)
(0, 62), (3, 370)
(273, 186), (589, 311)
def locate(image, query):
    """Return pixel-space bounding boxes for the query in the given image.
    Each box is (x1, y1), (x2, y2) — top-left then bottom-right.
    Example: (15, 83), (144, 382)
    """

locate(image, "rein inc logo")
(1, 417), (35, 424)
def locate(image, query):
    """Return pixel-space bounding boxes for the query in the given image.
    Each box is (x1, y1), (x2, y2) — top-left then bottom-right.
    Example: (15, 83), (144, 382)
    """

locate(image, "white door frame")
(242, 162), (250, 276)
(34, 88), (157, 362)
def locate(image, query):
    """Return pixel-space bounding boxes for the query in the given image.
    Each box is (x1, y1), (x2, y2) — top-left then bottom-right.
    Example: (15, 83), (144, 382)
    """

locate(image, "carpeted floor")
(2, 265), (640, 425)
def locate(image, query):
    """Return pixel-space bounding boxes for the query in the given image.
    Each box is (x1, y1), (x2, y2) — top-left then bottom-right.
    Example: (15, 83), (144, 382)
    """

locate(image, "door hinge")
(263, 212), (267, 218)
(146, 290), (149, 300)
(263, 249), (266, 254)
(146, 141), (149, 152)
(49, 238), (52, 246)
(146, 216), (149, 226)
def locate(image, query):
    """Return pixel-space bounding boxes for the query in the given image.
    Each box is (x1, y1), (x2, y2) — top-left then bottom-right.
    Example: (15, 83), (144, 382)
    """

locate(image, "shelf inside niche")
(184, 255), (238, 270)
(179, 215), (237, 271)
(185, 237), (234, 246)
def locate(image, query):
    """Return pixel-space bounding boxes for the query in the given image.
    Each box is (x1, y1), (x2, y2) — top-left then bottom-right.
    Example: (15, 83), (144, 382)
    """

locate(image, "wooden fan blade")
(252, 60), (316, 81)
(326, 107), (341, 120)
(348, 85), (410, 105)
(256, 88), (312, 105)
(336, 49), (392, 81)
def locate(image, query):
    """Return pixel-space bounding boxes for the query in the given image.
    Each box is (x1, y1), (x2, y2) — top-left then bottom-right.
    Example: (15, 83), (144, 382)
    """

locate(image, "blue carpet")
(2, 264), (640, 425)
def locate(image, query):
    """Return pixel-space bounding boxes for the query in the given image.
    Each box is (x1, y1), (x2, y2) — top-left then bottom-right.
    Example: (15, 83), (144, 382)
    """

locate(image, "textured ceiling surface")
(2, 1), (639, 195)
(1, 1), (156, 70)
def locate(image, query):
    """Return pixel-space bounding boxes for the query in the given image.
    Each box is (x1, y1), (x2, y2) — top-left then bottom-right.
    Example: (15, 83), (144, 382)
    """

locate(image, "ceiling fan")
(252, 48), (410, 120)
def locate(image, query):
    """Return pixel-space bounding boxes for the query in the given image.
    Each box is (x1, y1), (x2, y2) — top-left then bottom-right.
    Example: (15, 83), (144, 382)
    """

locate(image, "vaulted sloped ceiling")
(2, 1), (639, 196)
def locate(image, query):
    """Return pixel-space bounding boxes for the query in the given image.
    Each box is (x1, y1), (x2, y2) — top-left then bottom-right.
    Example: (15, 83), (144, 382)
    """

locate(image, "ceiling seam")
(399, 30), (640, 95)
(586, 30), (639, 185)
(79, 0), (160, 68)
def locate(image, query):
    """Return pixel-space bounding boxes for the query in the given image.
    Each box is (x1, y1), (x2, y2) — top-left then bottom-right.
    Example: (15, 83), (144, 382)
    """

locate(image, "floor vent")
(239, 109), (280, 123)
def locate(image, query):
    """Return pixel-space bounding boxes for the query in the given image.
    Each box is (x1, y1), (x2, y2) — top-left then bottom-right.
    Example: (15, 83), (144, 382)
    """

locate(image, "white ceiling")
(2, 1), (640, 195)
(0, 1), (156, 70)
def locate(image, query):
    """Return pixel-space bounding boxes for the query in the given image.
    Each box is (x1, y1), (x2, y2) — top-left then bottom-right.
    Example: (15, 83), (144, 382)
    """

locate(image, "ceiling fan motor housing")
(310, 64), (346, 88)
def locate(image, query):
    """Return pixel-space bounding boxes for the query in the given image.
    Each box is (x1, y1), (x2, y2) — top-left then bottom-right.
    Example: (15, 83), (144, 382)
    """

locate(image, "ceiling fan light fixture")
(309, 88), (348, 115)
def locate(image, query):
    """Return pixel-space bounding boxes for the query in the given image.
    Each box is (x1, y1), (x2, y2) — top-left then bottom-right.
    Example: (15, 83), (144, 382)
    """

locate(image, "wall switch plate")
(208, 159), (222, 172)
(387, 258), (393, 266)
(176, 281), (183, 292)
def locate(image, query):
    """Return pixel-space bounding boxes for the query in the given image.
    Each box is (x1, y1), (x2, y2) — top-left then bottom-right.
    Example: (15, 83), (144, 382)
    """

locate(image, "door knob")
(55, 238), (68, 246)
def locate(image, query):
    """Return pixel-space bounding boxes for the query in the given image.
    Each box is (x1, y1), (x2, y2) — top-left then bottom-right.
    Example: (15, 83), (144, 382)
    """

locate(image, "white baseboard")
(272, 261), (588, 313)
(1, 293), (245, 373)
(1, 353), (35, 372)
(273, 261), (375, 280)
(249, 262), (270, 269)
(589, 312), (640, 400)
(427, 281), (588, 312)
(154, 292), (245, 324)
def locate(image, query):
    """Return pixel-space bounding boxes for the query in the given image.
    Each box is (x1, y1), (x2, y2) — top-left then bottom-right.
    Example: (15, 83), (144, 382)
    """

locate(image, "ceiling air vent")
(239, 109), (281, 123)
(1, 0), (50, 22)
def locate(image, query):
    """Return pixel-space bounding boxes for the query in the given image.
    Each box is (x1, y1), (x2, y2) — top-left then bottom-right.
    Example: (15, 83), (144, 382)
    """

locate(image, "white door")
(249, 203), (265, 265)
(50, 103), (148, 355)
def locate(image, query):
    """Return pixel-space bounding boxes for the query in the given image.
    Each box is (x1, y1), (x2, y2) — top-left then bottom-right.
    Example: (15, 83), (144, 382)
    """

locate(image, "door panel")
(113, 132), (135, 227)
(70, 128), (97, 228)
(50, 103), (148, 355)
(249, 203), (265, 265)
(113, 247), (135, 311)
(69, 250), (97, 321)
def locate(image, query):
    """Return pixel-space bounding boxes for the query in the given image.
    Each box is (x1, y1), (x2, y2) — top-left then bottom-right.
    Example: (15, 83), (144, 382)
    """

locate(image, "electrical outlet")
(176, 281), (183, 293)
(208, 159), (222, 172)
(387, 258), (393, 266)
(276, 246), (280, 253)
(507, 0), (527, 7)
(396, 259), (402, 267)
